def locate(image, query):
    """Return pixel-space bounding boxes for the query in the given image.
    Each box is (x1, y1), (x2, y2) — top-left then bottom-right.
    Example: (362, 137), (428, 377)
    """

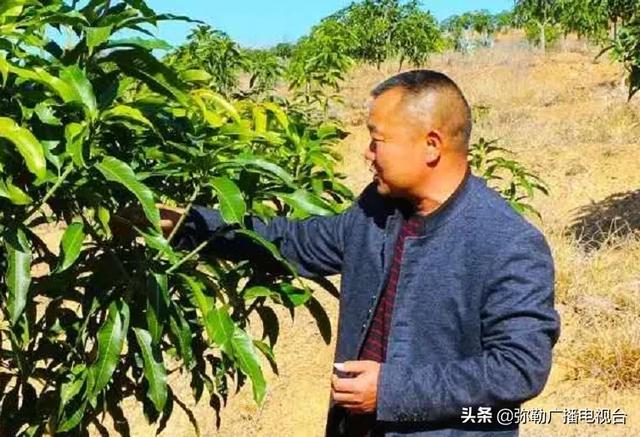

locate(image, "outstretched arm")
(172, 204), (356, 278)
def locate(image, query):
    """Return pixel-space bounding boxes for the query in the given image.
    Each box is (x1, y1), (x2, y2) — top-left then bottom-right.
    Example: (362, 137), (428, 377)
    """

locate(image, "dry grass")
(92, 33), (640, 436)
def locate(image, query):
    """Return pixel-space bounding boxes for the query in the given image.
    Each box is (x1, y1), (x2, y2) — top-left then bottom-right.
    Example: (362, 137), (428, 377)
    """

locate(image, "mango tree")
(0, 0), (351, 434)
(514, 0), (565, 52)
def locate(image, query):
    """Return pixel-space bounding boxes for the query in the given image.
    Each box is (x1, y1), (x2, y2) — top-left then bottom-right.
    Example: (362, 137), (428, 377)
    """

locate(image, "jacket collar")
(389, 165), (476, 234)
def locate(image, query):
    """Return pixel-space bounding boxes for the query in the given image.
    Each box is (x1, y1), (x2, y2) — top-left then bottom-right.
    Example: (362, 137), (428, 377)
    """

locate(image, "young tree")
(167, 25), (246, 96)
(470, 10), (498, 47)
(329, 0), (443, 69)
(287, 19), (355, 116)
(605, 13), (640, 99)
(0, 1), (353, 433)
(598, 0), (640, 38)
(494, 10), (515, 33)
(514, 0), (565, 52)
(392, 1), (444, 70)
(442, 13), (475, 53)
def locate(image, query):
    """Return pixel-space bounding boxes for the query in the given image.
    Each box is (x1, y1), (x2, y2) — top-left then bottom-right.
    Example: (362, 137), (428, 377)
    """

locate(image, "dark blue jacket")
(177, 173), (561, 436)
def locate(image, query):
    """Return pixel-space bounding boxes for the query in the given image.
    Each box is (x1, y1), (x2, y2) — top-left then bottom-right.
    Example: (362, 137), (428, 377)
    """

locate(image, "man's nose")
(364, 141), (376, 162)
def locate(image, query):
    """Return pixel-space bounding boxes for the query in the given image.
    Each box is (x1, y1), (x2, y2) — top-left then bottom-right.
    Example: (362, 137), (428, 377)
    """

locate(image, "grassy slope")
(96, 32), (640, 436)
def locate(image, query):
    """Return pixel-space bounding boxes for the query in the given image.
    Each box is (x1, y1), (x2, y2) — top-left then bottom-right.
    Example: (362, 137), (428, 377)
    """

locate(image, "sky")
(144, 0), (514, 49)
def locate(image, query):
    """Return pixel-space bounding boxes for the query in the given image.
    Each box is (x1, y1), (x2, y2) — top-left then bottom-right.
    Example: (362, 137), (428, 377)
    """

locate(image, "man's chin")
(374, 179), (391, 196)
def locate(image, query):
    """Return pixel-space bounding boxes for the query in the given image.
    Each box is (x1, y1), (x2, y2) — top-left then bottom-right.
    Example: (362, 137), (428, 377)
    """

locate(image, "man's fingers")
(158, 204), (185, 222)
(160, 219), (175, 237)
(331, 375), (359, 393)
(336, 360), (372, 374)
(331, 390), (360, 405)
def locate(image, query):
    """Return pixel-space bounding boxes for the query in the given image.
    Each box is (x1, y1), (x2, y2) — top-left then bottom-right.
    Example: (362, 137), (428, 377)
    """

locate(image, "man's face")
(365, 88), (429, 198)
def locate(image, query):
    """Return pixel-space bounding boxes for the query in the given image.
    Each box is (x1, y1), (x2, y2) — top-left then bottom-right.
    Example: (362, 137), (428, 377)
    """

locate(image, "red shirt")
(346, 212), (425, 436)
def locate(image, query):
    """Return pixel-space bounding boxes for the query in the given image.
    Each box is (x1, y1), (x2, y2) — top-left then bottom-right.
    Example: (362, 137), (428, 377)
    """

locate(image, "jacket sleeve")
(172, 203), (357, 278)
(376, 229), (561, 423)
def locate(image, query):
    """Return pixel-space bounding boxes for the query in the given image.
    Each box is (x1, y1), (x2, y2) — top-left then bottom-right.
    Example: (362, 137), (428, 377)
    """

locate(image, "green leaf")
(231, 327), (266, 404)
(146, 274), (169, 345)
(56, 400), (88, 433)
(224, 157), (295, 187)
(243, 286), (275, 302)
(56, 223), (84, 272)
(210, 177), (246, 225)
(137, 228), (178, 263)
(178, 69), (211, 83)
(34, 102), (62, 126)
(89, 301), (125, 398)
(235, 229), (298, 276)
(0, 117), (46, 180)
(95, 157), (160, 230)
(271, 189), (335, 217)
(180, 274), (213, 316)
(59, 65), (98, 120)
(262, 102), (289, 130)
(192, 89), (240, 122)
(97, 205), (112, 238)
(101, 104), (154, 129)
(133, 328), (168, 413)
(0, 0), (27, 20)
(64, 122), (87, 168)
(0, 54), (9, 86)
(5, 227), (31, 324)
(0, 178), (32, 205)
(253, 339), (278, 374)
(86, 25), (113, 54)
(252, 105), (267, 133)
(107, 37), (172, 51)
(102, 48), (189, 106)
(59, 366), (87, 408)
(168, 305), (194, 370)
(2, 60), (78, 104)
(123, 0), (156, 17)
(205, 306), (235, 355)
(279, 283), (311, 307)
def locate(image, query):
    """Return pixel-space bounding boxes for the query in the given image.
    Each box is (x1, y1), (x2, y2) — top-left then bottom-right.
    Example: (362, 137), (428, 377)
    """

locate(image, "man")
(159, 70), (561, 436)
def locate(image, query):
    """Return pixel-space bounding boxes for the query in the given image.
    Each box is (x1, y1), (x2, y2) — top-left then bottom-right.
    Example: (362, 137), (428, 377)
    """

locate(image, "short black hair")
(371, 70), (472, 147)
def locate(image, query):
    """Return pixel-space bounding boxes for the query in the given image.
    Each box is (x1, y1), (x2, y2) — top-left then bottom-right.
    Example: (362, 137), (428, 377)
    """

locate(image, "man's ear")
(425, 130), (442, 165)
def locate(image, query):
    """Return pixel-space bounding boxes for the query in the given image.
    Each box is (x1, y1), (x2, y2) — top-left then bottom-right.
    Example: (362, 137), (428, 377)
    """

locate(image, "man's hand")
(157, 204), (185, 238)
(331, 360), (380, 414)
(112, 203), (186, 238)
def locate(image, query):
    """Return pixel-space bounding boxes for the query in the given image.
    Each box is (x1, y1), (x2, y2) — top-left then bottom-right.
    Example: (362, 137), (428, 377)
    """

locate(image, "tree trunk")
(398, 56), (404, 72)
(539, 21), (546, 54)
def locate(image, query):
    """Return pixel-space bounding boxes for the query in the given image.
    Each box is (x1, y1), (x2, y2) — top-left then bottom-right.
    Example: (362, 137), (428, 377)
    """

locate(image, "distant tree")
(329, 0), (443, 69)
(287, 19), (355, 115)
(470, 10), (498, 47)
(603, 13), (640, 99)
(271, 42), (295, 59)
(441, 13), (475, 53)
(243, 49), (285, 96)
(597, 0), (640, 38)
(494, 10), (515, 33)
(514, 0), (565, 52)
(167, 25), (245, 95)
(392, 1), (444, 70)
(557, 0), (608, 42)
(442, 10), (506, 53)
